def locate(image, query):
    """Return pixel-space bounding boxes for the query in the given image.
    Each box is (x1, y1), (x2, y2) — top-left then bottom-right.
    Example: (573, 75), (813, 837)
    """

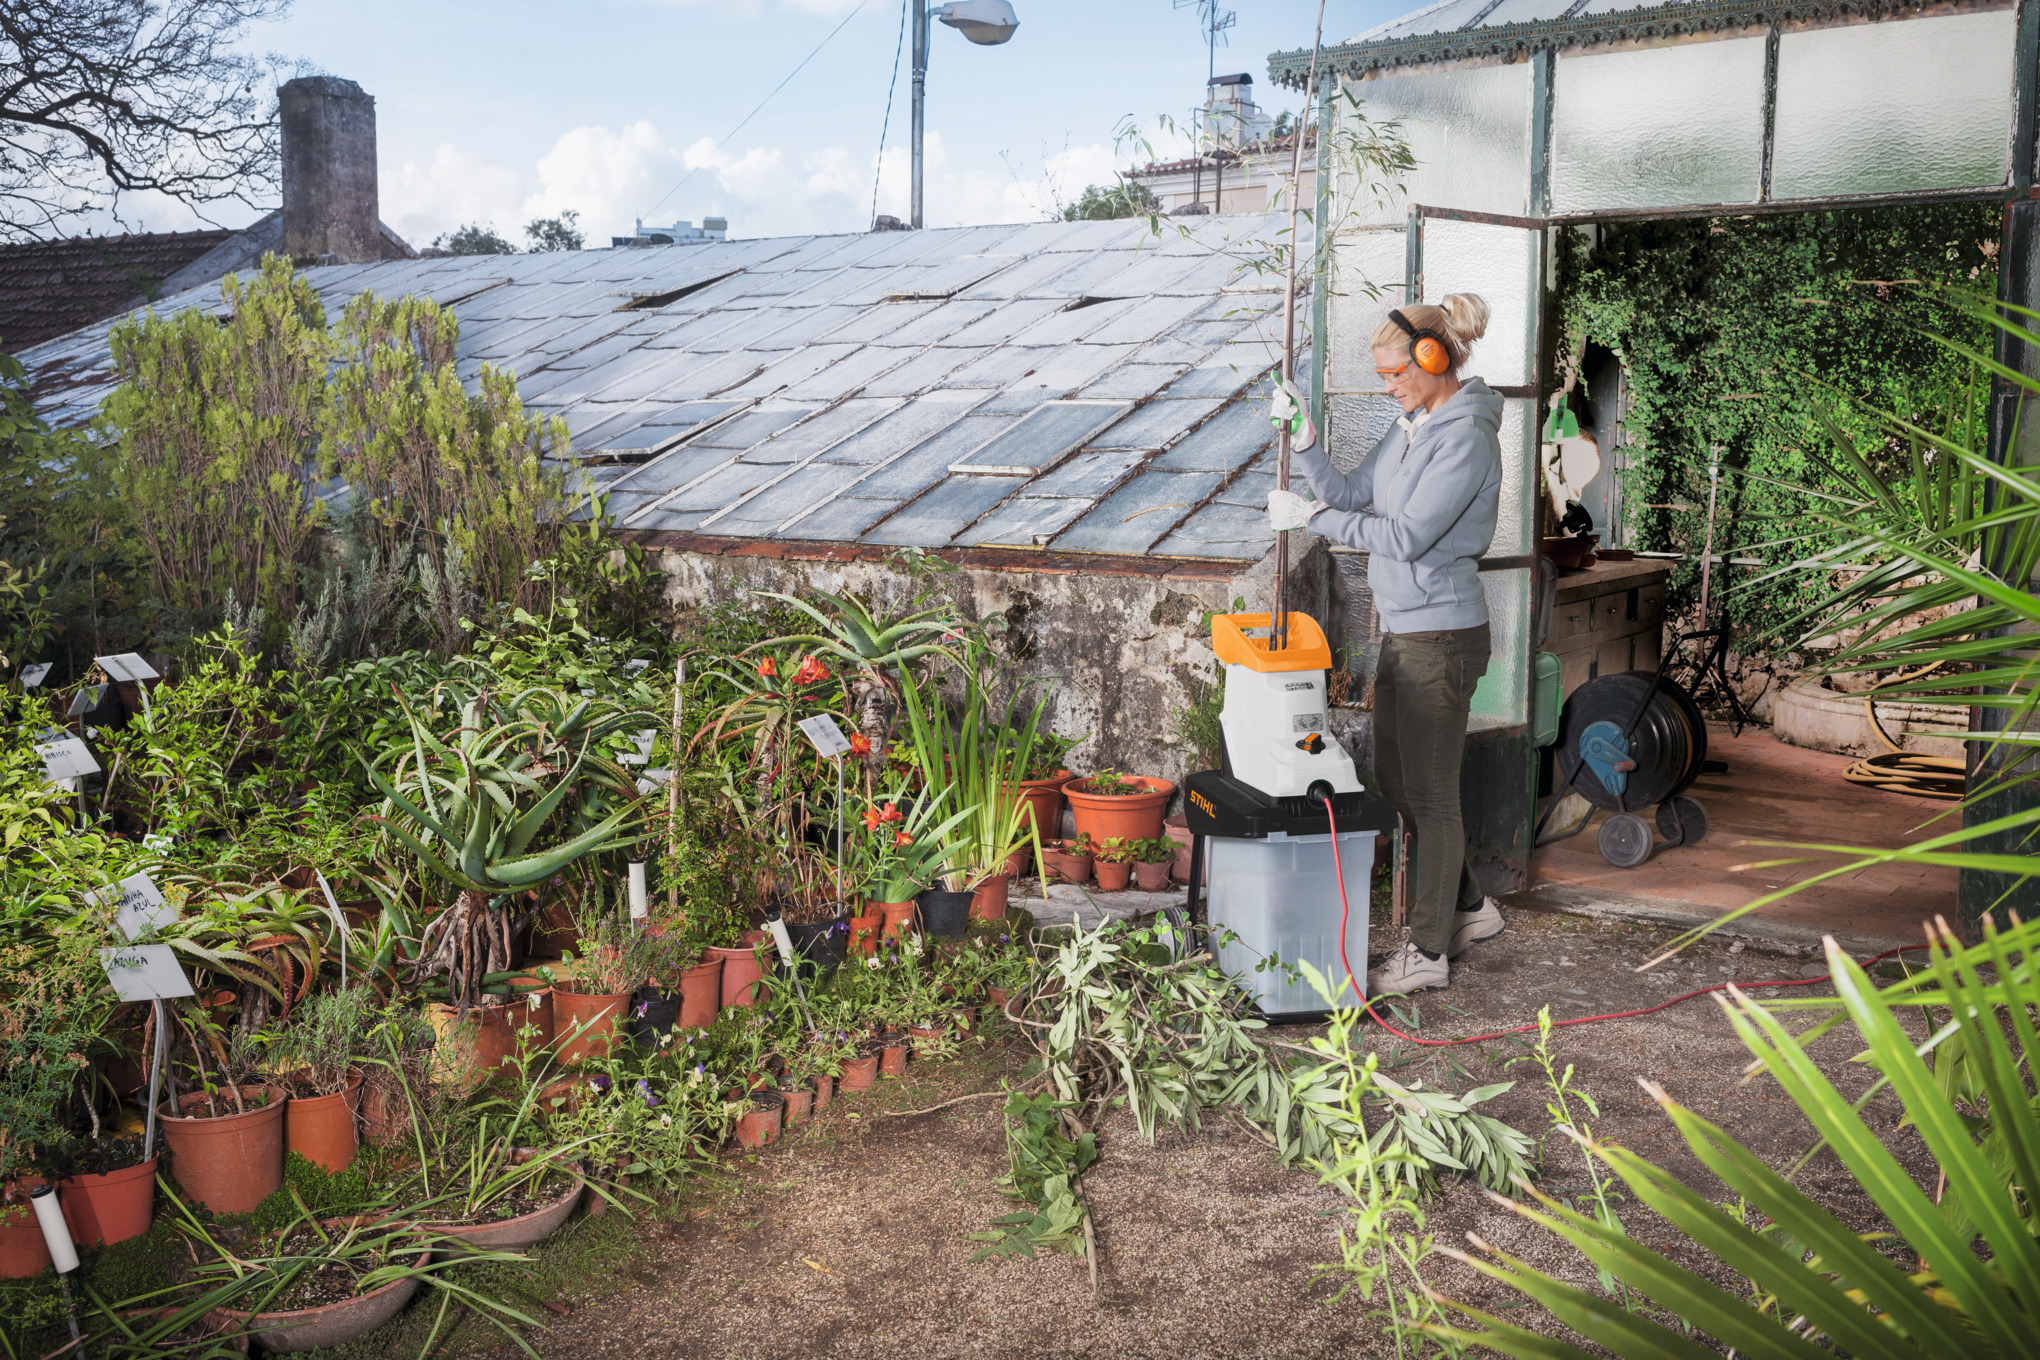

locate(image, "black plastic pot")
(917, 889), (973, 939)
(625, 986), (680, 1048)
(784, 920), (847, 979)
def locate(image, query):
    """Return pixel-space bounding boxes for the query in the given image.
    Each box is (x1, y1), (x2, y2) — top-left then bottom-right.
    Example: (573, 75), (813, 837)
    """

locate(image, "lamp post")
(911, 1), (1019, 229)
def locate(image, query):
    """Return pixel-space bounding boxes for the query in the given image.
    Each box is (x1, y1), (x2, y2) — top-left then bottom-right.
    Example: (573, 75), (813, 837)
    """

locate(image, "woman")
(1267, 293), (1505, 996)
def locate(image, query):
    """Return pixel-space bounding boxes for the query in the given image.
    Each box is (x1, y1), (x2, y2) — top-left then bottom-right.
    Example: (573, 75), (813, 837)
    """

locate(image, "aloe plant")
(1431, 916), (2040, 1360)
(362, 688), (648, 1012)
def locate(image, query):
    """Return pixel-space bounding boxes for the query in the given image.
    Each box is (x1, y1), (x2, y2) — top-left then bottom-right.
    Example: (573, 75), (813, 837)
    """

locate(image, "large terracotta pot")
(1065, 776), (1175, 844)
(503, 977), (555, 1049)
(426, 1003), (526, 1086)
(218, 1238), (431, 1353)
(60, 1156), (157, 1248)
(286, 1075), (363, 1173)
(553, 989), (628, 1065)
(676, 958), (724, 1028)
(158, 1085), (286, 1214)
(872, 900), (916, 943)
(1012, 770), (1075, 871)
(970, 876), (1009, 921)
(428, 1172), (584, 1252)
(707, 942), (766, 1010)
(0, 1187), (50, 1279)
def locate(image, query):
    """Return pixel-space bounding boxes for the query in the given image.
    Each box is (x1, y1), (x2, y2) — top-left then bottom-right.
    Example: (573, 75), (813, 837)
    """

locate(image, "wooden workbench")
(1547, 557), (1670, 695)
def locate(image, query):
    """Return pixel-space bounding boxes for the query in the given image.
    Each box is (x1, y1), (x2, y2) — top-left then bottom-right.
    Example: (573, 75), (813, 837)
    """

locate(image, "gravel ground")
(492, 909), (1931, 1360)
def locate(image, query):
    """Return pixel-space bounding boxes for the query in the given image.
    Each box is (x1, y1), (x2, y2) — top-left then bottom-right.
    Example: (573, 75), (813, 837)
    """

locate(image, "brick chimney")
(279, 76), (382, 264)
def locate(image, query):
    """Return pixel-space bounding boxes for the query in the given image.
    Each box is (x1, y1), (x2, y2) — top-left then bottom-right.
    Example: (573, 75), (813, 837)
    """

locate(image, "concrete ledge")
(1771, 675), (1966, 759)
(1502, 880), (1926, 958)
(1018, 881), (1186, 931)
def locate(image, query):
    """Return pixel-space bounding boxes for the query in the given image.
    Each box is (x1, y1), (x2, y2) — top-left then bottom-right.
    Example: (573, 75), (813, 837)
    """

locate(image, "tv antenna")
(1175, 0), (1236, 143)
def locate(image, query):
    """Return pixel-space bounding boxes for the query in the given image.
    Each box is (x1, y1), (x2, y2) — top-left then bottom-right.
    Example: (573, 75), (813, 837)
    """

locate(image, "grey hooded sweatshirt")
(1293, 378), (1504, 634)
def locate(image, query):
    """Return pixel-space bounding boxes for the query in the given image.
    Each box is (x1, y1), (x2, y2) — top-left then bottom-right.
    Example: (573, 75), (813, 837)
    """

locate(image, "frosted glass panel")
(1327, 393), (1401, 474)
(1470, 568), (1529, 729)
(1553, 36), (1766, 211)
(1347, 63), (1534, 219)
(1772, 12), (2015, 199)
(1327, 225), (1407, 403)
(1490, 399), (1535, 557)
(1417, 217), (1538, 388)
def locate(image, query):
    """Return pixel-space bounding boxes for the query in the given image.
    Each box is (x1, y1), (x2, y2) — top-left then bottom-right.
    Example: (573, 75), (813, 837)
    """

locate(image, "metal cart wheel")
(1598, 812), (1654, 868)
(1655, 795), (1708, 847)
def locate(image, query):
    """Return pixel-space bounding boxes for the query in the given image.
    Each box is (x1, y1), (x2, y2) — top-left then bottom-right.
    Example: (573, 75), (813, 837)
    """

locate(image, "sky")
(106, 0), (1412, 248)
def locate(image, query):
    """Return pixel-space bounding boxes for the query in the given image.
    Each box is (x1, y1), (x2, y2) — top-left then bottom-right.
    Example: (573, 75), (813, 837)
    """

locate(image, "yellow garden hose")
(1841, 662), (1966, 800)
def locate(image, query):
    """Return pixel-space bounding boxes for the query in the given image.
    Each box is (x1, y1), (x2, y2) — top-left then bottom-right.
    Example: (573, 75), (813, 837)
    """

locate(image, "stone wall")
(631, 532), (1339, 800)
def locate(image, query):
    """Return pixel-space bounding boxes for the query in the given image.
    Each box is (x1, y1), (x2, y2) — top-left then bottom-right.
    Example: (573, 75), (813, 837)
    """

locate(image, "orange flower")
(862, 806), (881, 832)
(893, 830), (913, 847)
(879, 802), (902, 823)
(792, 655), (831, 685)
(756, 656), (777, 678)
(848, 732), (873, 756)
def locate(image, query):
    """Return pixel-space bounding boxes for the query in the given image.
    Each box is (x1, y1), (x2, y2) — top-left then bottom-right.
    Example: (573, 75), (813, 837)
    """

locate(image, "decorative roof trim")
(1266, 0), (1993, 85)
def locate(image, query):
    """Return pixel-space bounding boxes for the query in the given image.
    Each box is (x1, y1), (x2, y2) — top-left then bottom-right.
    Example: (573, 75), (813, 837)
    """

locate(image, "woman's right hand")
(1268, 489), (1324, 532)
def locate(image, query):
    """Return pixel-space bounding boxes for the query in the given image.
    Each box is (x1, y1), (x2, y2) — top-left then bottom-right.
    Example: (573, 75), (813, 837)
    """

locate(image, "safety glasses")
(1374, 362), (1412, 379)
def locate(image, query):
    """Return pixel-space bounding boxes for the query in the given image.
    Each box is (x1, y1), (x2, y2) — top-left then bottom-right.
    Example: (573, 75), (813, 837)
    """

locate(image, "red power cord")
(1317, 794), (1928, 1048)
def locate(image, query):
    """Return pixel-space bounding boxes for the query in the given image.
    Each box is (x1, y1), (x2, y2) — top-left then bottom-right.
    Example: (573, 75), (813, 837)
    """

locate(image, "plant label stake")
(34, 727), (99, 823)
(27, 1184), (82, 1347)
(94, 652), (159, 717)
(627, 860), (648, 922)
(796, 715), (854, 904)
(18, 661), (50, 688)
(94, 872), (184, 1164)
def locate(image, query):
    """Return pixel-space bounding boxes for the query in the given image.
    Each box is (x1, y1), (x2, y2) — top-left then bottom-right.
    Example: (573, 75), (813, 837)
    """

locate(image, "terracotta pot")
(970, 876), (1009, 921)
(219, 1241), (430, 1353)
(906, 1024), (943, 1047)
(1134, 860), (1173, 892)
(838, 1054), (879, 1091)
(813, 1075), (836, 1113)
(429, 1169), (584, 1252)
(1013, 770), (1075, 873)
(780, 1086), (814, 1126)
(359, 1073), (419, 1148)
(847, 913), (883, 957)
(553, 989), (629, 1065)
(1065, 775), (1175, 844)
(522, 901), (576, 960)
(0, 1190), (50, 1280)
(1042, 843), (1092, 885)
(736, 1093), (783, 1149)
(60, 1156), (157, 1248)
(1094, 860), (1133, 891)
(707, 944), (766, 1010)
(427, 1003), (525, 1084)
(987, 986), (1011, 1015)
(879, 1044), (910, 1078)
(286, 1075), (363, 1173)
(158, 1085), (286, 1214)
(872, 900), (916, 943)
(503, 978), (555, 1049)
(1165, 815), (1194, 882)
(677, 958), (724, 1028)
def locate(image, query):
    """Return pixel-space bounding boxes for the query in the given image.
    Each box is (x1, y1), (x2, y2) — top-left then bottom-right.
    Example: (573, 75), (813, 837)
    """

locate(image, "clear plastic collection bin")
(1207, 828), (1375, 1018)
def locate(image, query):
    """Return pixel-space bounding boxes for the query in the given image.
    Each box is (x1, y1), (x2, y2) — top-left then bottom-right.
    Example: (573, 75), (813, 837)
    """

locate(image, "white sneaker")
(1366, 941), (1448, 996)
(1449, 897), (1505, 958)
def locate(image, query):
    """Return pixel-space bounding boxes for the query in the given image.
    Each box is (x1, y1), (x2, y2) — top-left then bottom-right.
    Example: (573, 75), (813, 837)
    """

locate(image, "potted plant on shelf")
(856, 793), (975, 941)
(1008, 731), (1080, 873)
(267, 984), (372, 1174)
(552, 882), (653, 1065)
(1092, 837), (1136, 891)
(156, 1016), (288, 1216)
(1041, 832), (1096, 885)
(1127, 837), (1179, 892)
(664, 772), (768, 1011)
(1064, 768), (1176, 844)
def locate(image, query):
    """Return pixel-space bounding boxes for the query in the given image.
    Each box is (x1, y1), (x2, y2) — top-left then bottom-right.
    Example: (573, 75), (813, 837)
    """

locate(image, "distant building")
(0, 75), (412, 353)
(1126, 73), (1316, 218)
(612, 218), (730, 247)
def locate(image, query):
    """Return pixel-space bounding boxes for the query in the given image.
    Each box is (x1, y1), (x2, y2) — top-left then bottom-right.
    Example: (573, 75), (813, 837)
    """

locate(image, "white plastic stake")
(29, 1185), (77, 1274)
(627, 860), (648, 921)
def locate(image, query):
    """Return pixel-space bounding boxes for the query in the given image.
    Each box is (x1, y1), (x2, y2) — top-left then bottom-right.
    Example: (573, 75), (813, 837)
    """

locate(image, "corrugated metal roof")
(20, 213), (1311, 562)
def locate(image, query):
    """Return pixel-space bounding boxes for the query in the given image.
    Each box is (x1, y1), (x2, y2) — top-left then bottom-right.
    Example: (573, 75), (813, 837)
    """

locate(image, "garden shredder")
(1182, 611), (1397, 1021)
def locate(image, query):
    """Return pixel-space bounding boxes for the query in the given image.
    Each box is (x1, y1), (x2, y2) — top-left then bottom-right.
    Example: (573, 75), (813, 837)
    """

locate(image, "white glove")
(1268, 488), (1324, 532)
(1269, 378), (1318, 453)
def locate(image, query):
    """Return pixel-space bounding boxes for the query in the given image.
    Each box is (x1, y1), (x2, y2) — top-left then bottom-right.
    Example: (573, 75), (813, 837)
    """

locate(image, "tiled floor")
(1521, 723), (1959, 950)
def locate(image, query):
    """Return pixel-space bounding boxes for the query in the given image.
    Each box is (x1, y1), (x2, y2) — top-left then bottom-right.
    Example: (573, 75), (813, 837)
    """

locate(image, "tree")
(432, 223), (516, 255)
(1062, 179), (1159, 222)
(524, 210), (583, 253)
(1, 0), (297, 241)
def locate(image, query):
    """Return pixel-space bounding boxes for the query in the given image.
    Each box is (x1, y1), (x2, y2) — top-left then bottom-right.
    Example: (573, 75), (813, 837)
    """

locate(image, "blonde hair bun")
(1439, 293), (1490, 345)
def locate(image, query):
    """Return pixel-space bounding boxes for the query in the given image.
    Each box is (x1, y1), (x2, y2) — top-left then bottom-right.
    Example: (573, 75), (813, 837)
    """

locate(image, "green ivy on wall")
(1552, 204), (2000, 648)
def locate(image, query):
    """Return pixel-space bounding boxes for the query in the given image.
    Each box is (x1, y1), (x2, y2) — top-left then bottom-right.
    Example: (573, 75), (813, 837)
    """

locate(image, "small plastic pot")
(708, 942), (768, 1009)
(847, 913), (883, 957)
(812, 1074), (836, 1113)
(676, 958), (724, 1029)
(553, 989), (629, 1065)
(286, 1074), (363, 1173)
(906, 1024), (944, 1047)
(780, 1085), (814, 1126)
(785, 920), (848, 979)
(970, 876), (1009, 921)
(0, 1191), (50, 1280)
(917, 889), (972, 940)
(158, 1085), (286, 1215)
(838, 1054), (879, 1091)
(1133, 860), (1173, 892)
(1094, 860), (1133, 891)
(59, 1156), (157, 1249)
(879, 1044), (910, 1079)
(987, 986), (1011, 1015)
(736, 1092), (784, 1149)
(872, 900), (916, 943)
(1042, 843), (1093, 885)
(626, 986), (680, 1048)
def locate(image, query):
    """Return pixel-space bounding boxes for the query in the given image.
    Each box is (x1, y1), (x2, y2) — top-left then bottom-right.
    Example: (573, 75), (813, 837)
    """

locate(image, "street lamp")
(911, 1), (1019, 229)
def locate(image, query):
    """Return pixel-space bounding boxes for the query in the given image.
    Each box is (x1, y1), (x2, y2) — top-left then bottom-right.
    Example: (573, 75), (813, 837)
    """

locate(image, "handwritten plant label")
(88, 872), (176, 940)
(33, 730), (99, 783)
(620, 728), (656, 766)
(19, 663), (50, 688)
(796, 715), (853, 759)
(99, 944), (194, 1002)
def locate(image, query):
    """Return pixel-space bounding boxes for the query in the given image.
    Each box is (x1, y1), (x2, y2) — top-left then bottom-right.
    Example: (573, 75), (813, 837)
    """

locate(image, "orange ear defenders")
(1388, 309), (1451, 376)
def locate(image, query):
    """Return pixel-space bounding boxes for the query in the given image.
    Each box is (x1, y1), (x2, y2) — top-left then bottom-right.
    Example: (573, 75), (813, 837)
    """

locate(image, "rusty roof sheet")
(20, 212), (1313, 562)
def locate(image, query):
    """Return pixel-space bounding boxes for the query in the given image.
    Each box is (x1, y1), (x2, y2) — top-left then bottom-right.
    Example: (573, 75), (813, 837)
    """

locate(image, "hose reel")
(1553, 670), (1710, 869)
